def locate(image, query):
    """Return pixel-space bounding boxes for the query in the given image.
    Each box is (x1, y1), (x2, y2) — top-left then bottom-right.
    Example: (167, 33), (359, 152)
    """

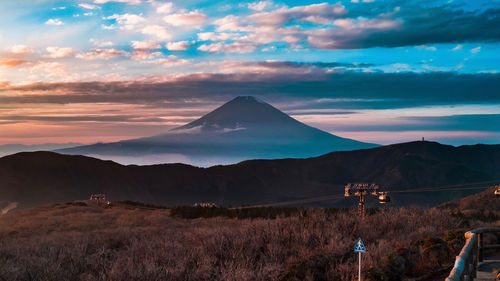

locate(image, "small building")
(89, 194), (106, 201)
(193, 202), (219, 208)
(89, 194), (111, 207)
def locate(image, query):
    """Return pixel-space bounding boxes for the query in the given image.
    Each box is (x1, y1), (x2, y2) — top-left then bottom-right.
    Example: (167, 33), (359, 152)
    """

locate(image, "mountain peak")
(230, 96), (263, 103)
(233, 95), (257, 100)
(174, 96), (296, 131)
(222, 96), (269, 108)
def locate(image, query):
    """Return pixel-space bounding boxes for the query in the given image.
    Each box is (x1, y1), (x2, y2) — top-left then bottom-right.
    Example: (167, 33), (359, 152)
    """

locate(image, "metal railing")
(445, 227), (500, 281)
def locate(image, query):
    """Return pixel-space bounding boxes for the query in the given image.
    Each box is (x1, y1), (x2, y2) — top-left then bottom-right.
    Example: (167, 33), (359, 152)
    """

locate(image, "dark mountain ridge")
(2, 141), (500, 209)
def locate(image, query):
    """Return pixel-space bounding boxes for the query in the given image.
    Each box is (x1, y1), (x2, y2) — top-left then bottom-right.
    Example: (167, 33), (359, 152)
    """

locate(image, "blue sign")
(354, 238), (366, 253)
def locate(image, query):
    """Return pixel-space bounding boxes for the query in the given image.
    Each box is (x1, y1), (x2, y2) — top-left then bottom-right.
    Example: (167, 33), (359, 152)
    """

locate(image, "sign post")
(354, 237), (366, 281)
(359, 251), (361, 281)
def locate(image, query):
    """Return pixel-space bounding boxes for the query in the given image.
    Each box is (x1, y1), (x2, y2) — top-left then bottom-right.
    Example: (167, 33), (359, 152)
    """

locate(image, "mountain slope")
(57, 96), (377, 166)
(439, 186), (500, 214)
(2, 141), (500, 209)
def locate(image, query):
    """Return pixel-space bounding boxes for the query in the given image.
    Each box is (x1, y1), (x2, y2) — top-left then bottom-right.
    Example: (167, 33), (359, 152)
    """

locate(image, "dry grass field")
(0, 194), (498, 281)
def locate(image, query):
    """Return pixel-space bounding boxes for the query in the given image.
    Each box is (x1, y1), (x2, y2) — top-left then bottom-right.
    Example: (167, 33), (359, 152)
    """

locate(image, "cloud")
(101, 24), (116, 30)
(131, 50), (162, 60)
(197, 3), (500, 51)
(401, 114), (500, 132)
(247, 3), (347, 26)
(213, 15), (249, 32)
(199, 61), (365, 75)
(0, 59), (31, 68)
(163, 11), (206, 27)
(90, 38), (114, 47)
(79, 3), (100, 10)
(320, 114), (500, 137)
(9, 45), (32, 54)
(470, 46), (481, 54)
(156, 2), (174, 14)
(390, 63), (410, 70)
(28, 62), (66, 79)
(246, 12), (287, 26)
(94, 0), (143, 4)
(131, 41), (161, 50)
(3, 71), (499, 111)
(452, 44), (463, 51)
(45, 19), (63, 25)
(212, 20), (305, 45)
(332, 18), (355, 28)
(141, 25), (171, 40)
(307, 18), (401, 49)
(105, 14), (145, 30)
(210, 3), (403, 51)
(232, 4), (500, 50)
(0, 115), (165, 123)
(262, 46), (276, 52)
(197, 32), (240, 41)
(165, 41), (192, 51)
(248, 1), (271, 11)
(76, 48), (128, 60)
(152, 55), (190, 67)
(289, 3), (347, 17)
(45, 47), (74, 58)
(198, 42), (258, 53)
(302, 15), (333, 25)
(416, 45), (437, 51)
(341, 6), (500, 49)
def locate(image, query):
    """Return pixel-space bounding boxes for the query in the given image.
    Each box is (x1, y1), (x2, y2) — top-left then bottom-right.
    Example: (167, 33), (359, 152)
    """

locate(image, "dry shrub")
(0, 203), (497, 281)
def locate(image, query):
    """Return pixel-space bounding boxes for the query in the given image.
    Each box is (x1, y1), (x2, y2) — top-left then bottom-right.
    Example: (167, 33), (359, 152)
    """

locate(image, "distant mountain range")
(0, 143), (81, 158)
(1, 141), (499, 209)
(56, 96), (378, 166)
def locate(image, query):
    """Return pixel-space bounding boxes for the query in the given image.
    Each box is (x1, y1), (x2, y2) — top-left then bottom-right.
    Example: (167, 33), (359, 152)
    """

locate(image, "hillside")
(0, 190), (497, 281)
(1, 141), (500, 209)
(439, 186), (500, 215)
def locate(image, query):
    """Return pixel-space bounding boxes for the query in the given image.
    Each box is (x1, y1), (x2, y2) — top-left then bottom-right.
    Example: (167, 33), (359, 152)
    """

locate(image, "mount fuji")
(57, 96), (378, 166)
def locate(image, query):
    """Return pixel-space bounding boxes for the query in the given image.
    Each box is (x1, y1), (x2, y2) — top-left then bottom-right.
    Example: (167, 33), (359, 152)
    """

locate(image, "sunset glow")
(1, 0), (499, 146)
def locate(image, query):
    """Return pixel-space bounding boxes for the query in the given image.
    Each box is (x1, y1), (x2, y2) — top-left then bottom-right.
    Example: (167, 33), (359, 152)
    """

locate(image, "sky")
(0, 0), (499, 146)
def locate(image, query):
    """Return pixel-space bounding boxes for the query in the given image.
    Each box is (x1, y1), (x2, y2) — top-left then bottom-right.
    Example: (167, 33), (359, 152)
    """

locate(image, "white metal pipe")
(359, 252), (361, 281)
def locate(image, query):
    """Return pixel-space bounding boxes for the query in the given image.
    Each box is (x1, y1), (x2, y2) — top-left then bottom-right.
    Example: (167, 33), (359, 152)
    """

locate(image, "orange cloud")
(0, 58), (31, 68)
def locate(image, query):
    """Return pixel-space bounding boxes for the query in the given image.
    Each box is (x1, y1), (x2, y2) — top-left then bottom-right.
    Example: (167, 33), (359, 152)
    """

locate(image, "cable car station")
(344, 183), (391, 218)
